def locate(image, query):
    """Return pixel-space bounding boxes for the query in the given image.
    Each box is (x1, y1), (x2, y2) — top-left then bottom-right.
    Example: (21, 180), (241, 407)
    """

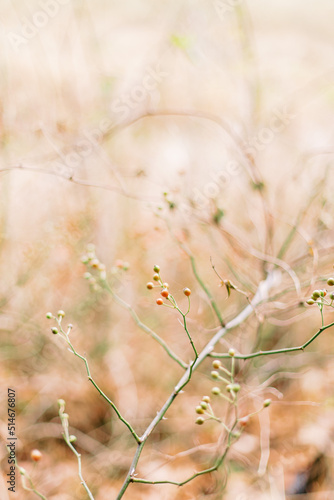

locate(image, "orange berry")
(153, 273), (160, 281)
(239, 416), (249, 427)
(161, 288), (169, 298)
(183, 288), (191, 296)
(30, 449), (42, 462)
(156, 298), (164, 305)
(146, 282), (154, 290)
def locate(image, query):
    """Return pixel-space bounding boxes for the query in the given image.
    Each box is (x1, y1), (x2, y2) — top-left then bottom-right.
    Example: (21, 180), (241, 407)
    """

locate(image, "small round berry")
(320, 290), (326, 297)
(202, 396), (210, 403)
(183, 288), (191, 297)
(211, 387), (221, 395)
(156, 298), (164, 306)
(306, 299), (315, 305)
(263, 399), (271, 408)
(153, 265), (160, 273)
(200, 401), (208, 410)
(69, 435), (77, 443)
(163, 282), (169, 288)
(330, 292), (334, 300)
(327, 278), (334, 286)
(231, 383), (240, 393)
(239, 416), (249, 427)
(161, 288), (169, 298)
(30, 449), (42, 462)
(57, 310), (65, 318)
(312, 290), (321, 299)
(153, 273), (160, 282)
(211, 371), (219, 379)
(195, 406), (204, 414)
(228, 348), (235, 357)
(146, 282), (154, 290)
(195, 417), (205, 425)
(226, 384), (232, 392)
(231, 431), (241, 439)
(51, 327), (58, 335)
(46, 312), (53, 319)
(212, 360), (221, 369)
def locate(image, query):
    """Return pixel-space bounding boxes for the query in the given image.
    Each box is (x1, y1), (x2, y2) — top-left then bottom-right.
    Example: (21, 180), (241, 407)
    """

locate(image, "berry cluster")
(146, 265), (191, 308)
(81, 244), (129, 289)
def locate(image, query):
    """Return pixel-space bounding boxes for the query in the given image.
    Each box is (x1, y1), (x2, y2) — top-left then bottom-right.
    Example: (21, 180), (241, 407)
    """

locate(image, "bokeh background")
(1, 1), (334, 498)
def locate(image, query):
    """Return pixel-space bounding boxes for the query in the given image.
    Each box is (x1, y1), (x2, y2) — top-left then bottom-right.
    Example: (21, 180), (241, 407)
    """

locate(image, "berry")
(327, 278), (334, 286)
(146, 282), (154, 290)
(51, 327), (58, 335)
(153, 273), (160, 281)
(228, 348), (235, 357)
(46, 312), (53, 319)
(312, 290), (321, 299)
(212, 360), (221, 369)
(30, 449), (42, 462)
(211, 371), (219, 379)
(211, 387), (221, 395)
(69, 435), (77, 443)
(161, 288), (169, 298)
(195, 406), (204, 414)
(81, 255), (89, 264)
(202, 396), (210, 403)
(153, 265), (160, 273)
(156, 298), (164, 306)
(330, 292), (334, 300)
(195, 417), (205, 425)
(183, 288), (191, 296)
(306, 299), (315, 305)
(263, 399), (271, 407)
(90, 258), (100, 268)
(57, 310), (65, 318)
(231, 383), (240, 393)
(200, 401), (208, 410)
(163, 282), (169, 288)
(239, 416), (249, 427)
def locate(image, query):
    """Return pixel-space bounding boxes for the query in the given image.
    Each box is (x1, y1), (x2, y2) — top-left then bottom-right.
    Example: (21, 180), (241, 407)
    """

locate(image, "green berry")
(195, 417), (205, 425)
(69, 435), (77, 443)
(327, 278), (334, 286)
(153, 265), (160, 273)
(200, 401), (208, 410)
(211, 370), (219, 379)
(51, 327), (58, 335)
(330, 292), (334, 300)
(263, 399), (271, 408)
(46, 312), (53, 319)
(312, 290), (321, 299)
(195, 406), (204, 414)
(231, 383), (240, 393)
(153, 273), (160, 281)
(57, 310), (65, 318)
(306, 299), (315, 305)
(211, 387), (221, 395)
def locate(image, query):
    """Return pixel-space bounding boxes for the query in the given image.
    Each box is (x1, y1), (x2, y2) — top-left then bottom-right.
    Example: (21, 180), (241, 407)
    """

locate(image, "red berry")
(183, 288), (191, 296)
(30, 449), (42, 462)
(146, 282), (154, 290)
(161, 288), (169, 298)
(156, 298), (164, 305)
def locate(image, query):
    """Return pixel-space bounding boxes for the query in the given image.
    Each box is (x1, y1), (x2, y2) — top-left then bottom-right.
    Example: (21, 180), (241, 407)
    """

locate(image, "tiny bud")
(183, 287), (191, 297)
(83, 272), (92, 280)
(46, 312), (53, 319)
(153, 265), (160, 273)
(228, 348), (235, 357)
(231, 383), (240, 393)
(90, 258), (100, 269)
(239, 416), (249, 427)
(161, 288), (169, 298)
(211, 370), (219, 379)
(327, 278), (334, 286)
(195, 417), (205, 425)
(202, 396), (210, 403)
(263, 399), (271, 408)
(200, 401), (208, 410)
(226, 384), (232, 392)
(67, 324), (73, 330)
(195, 406), (204, 414)
(156, 298), (164, 306)
(19, 467), (26, 476)
(232, 431), (241, 439)
(330, 292), (334, 300)
(57, 310), (65, 318)
(211, 387), (221, 395)
(69, 435), (77, 443)
(51, 327), (58, 335)
(212, 360), (221, 369)
(146, 282), (154, 290)
(163, 282), (169, 288)
(306, 299), (315, 305)
(30, 449), (42, 462)
(312, 290), (321, 299)
(153, 273), (160, 281)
